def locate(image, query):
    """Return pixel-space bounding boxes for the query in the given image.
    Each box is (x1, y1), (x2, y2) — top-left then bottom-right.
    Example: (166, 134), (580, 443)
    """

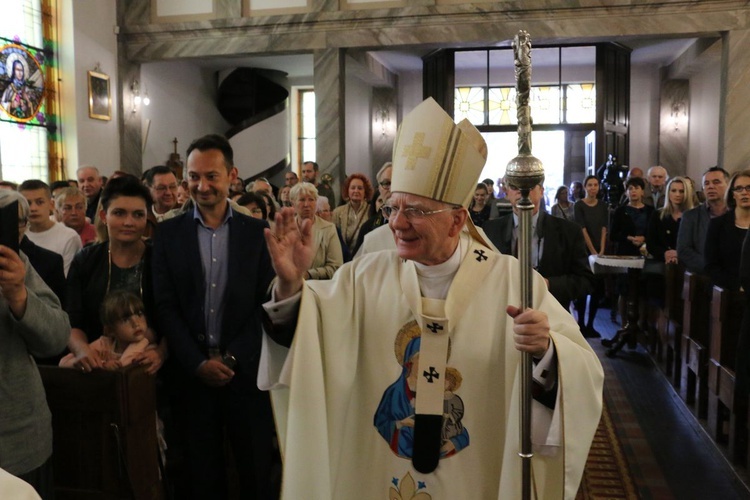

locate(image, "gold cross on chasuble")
(401, 132), (432, 169)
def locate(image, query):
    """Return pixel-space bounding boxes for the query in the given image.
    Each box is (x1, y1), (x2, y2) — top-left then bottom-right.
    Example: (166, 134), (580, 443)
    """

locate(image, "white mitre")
(391, 97), (492, 246)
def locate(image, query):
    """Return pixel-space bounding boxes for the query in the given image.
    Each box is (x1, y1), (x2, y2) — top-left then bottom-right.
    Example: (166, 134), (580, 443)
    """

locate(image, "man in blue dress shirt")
(152, 134), (278, 499)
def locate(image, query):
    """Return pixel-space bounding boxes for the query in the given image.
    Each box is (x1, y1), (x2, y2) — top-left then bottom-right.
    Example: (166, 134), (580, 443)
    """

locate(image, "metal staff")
(504, 30), (545, 500)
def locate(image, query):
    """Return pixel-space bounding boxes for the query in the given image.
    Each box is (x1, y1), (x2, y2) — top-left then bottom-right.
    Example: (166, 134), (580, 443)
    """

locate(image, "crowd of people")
(0, 98), (746, 499)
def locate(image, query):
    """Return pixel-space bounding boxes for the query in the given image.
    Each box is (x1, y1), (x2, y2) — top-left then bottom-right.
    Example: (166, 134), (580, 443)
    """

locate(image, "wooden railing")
(39, 365), (163, 500)
(654, 268), (748, 467)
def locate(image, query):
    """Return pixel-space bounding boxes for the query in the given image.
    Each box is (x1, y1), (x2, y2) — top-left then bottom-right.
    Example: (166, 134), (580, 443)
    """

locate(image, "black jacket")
(483, 210), (594, 306)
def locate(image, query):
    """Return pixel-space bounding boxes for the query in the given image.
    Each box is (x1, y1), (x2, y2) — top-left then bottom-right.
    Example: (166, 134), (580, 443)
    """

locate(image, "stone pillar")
(313, 48), (345, 204)
(719, 29), (750, 172)
(658, 79), (689, 176)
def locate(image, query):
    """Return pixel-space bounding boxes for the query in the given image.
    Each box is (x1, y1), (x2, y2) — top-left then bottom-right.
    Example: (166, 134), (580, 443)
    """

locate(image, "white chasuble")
(260, 238), (603, 500)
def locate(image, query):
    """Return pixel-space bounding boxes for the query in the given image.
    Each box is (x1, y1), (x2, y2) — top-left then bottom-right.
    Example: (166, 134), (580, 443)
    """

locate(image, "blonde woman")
(647, 176), (695, 264)
(291, 182), (344, 279)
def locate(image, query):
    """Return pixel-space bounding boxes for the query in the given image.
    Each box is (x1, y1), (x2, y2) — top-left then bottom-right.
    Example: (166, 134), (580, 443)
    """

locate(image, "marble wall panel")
(120, 6), (748, 64)
(720, 28), (750, 172)
(658, 79), (689, 176)
(117, 55), (143, 174)
(314, 48), (345, 202)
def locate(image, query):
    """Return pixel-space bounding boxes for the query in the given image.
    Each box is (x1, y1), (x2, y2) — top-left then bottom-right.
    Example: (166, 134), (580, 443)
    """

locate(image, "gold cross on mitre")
(401, 132), (432, 169)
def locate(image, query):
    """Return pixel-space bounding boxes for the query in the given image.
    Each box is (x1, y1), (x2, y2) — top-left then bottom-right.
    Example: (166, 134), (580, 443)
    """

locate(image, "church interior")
(2, 0), (750, 498)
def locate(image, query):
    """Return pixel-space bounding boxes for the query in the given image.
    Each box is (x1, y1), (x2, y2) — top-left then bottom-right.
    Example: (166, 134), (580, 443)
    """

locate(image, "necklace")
(107, 244), (144, 297)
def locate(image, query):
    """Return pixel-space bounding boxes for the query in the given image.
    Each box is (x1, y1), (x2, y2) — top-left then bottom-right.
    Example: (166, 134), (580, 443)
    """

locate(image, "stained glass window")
(0, 0), (58, 184)
(455, 84), (595, 126)
(454, 87), (485, 126)
(565, 83), (596, 123)
(0, 38), (48, 126)
(488, 87), (516, 125)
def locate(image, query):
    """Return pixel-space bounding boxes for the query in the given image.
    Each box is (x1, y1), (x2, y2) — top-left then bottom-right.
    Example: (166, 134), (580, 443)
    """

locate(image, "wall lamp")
(130, 79), (150, 113)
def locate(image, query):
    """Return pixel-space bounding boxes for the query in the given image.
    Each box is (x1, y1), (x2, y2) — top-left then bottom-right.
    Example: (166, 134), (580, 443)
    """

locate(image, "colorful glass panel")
(488, 87), (516, 125)
(454, 87), (485, 126)
(565, 83), (596, 123)
(0, 38), (47, 126)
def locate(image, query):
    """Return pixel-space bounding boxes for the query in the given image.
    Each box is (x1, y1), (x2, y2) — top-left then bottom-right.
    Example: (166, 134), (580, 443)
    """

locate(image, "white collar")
(413, 234), (466, 279)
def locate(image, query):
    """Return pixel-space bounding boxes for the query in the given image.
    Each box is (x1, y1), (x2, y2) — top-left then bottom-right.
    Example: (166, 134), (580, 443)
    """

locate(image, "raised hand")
(264, 207), (315, 300)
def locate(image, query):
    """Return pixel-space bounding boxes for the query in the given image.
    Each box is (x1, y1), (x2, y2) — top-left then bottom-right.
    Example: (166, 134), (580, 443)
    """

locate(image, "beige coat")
(306, 215), (343, 280)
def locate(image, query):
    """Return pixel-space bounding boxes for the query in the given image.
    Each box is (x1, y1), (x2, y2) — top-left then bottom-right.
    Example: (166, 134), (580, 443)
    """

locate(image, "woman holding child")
(64, 175), (166, 373)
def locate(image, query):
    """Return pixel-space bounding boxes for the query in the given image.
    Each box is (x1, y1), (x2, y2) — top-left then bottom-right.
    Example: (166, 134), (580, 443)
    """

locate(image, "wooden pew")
(656, 263), (685, 386)
(40, 365), (163, 500)
(680, 271), (713, 419)
(707, 286), (746, 463)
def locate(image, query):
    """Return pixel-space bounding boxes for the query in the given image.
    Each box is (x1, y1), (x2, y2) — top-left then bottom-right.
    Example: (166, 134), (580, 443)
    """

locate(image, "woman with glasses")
(237, 191), (268, 220)
(332, 173), (374, 255)
(65, 176), (166, 374)
(291, 182), (343, 279)
(705, 170), (750, 291)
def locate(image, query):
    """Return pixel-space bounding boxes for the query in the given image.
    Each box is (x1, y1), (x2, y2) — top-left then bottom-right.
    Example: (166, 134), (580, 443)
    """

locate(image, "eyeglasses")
(381, 205), (459, 220)
(154, 184), (178, 193)
(379, 181), (391, 188)
(250, 208), (263, 214)
(733, 185), (750, 193)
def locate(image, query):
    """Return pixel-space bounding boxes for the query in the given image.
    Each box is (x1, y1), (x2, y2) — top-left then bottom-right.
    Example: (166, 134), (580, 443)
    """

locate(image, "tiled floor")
(587, 306), (750, 499)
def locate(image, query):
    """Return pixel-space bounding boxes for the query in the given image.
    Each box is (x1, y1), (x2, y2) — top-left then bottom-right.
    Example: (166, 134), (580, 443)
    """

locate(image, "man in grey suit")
(483, 180), (594, 311)
(676, 166), (729, 273)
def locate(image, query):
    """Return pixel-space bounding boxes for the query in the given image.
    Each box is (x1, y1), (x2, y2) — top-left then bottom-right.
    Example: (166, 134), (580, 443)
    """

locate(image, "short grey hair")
(316, 196), (330, 212)
(376, 162), (393, 183)
(54, 187), (87, 212)
(0, 189), (29, 223)
(76, 165), (101, 177)
(290, 182), (318, 203)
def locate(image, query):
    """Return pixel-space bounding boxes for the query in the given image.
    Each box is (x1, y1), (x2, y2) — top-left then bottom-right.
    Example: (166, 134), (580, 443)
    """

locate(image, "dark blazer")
(483, 210), (594, 306)
(151, 209), (275, 391)
(610, 204), (655, 256)
(705, 210), (746, 291)
(66, 241), (155, 343)
(20, 235), (66, 304)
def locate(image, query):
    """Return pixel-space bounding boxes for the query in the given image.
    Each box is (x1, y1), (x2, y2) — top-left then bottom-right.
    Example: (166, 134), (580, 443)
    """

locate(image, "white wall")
(140, 61), (230, 170)
(629, 64), (661, 170)
(345, 67), (373, 177)
(229, 110), (289, 179)
(687, 59), (720, 179)
(61, 0), (120, 177)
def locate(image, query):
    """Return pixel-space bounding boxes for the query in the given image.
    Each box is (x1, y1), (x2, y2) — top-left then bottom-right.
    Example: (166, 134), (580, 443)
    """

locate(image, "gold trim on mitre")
(391, 98), (488, 208)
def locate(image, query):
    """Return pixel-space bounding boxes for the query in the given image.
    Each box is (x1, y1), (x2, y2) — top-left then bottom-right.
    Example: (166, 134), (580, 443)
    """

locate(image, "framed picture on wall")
(88, 70), (111, 121)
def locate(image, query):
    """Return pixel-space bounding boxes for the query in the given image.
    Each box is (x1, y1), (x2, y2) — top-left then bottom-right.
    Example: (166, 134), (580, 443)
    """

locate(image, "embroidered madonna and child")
(374, 321), (469, 460)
